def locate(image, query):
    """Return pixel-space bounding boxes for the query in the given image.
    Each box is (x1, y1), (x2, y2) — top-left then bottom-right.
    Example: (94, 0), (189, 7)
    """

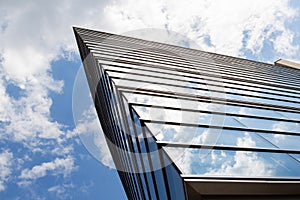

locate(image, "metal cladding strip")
(78, 31), (298, 86)
(86, 43), (300, 84)
(76, 27), (300, 78)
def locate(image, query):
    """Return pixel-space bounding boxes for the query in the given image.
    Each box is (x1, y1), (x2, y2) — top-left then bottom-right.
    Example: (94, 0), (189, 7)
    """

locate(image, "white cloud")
(19, 156), (75, 184)
(0, 150), (13, 191)
(0, 0), (299, 194)
(48, 183), (74, 200)
(0, 0), (113, 190)
(48, 185), (66, 197)
(207, 133), (273, 176)
(105, 0), (299, 58)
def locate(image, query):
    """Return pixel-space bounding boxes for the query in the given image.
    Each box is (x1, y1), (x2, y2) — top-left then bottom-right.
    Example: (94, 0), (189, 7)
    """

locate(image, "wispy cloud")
(18, 156), (76, 186)
(0, 150), (13, 191)
(105, 0), (299, 59)
(0, 0), (299, 194)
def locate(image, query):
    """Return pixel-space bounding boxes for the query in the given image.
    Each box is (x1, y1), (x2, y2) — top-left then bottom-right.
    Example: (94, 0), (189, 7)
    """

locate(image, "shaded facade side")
(74, 27), (186, 200)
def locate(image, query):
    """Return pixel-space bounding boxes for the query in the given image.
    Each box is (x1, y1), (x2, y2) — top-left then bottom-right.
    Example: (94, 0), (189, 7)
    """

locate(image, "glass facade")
(74, 27), (300, 199)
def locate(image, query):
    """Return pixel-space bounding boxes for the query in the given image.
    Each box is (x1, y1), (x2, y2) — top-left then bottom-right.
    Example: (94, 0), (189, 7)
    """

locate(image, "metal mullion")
(95, 54), (300, 93)
(94, 67), (119, 145)
(141, 124), (160, 200)
(116, 89), (146, 200)
(157, 149), (172, 200)
(121, 99), (149, 200)
(120, 168), (136, 199)
(157, 141), (300, 154)
(99, 92), (135, 187)
(129, 107), (158, 200)
(142, 120), (300, 137)
(142, 126), (173, 200)
(118, 172), (135, 199)
(101, 71), (128, 152)
(89, 43), (300, 83)
(119, 87), (300, 115)
(128, 104), (152, 200)
(130, 103), (300, 124)
(99, 69), (138, 194)
(105, 74), (128, 149)
(105, 77), (141, 199)
(93, 68), (135, 194)
(91, 48), (300, 88)
(107, 71), (300, 106)
(100, 61), (300, 99)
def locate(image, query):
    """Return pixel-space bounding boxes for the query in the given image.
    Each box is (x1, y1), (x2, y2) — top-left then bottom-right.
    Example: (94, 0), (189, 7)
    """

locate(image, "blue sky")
(0, 0), (300, 199)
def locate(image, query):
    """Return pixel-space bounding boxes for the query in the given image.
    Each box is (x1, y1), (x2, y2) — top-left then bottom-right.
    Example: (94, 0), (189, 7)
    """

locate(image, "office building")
(74, 27), (300, 199)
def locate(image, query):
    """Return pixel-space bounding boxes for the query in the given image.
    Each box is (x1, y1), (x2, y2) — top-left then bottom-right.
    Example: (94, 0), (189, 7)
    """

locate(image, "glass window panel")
(235, 117), (300, 133)
(145, 172), (157, 200)
(163, 147), (300, 177)
(258, 133), (300, 151)
(291, 154), (300, 162)
(278, 111), (300, 121)
(130, 109), (159, 199)
(146, 134), (168, 200)
(134, 106), (278, 129)
(145, 123), (300, 151)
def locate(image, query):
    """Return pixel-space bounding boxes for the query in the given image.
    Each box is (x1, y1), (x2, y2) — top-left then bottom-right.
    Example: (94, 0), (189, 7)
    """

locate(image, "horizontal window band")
(99, 60), (300, 99)
(92, 50), (300, 89)
(141, 119), (300, 137)
(103, 63), (300, 100)
(157, 141), (300, 154)
(108, 73), (300, 105)
(96, 56), (300, 95)
(117, 86), (300, 114)
(129, 102), (300, 124)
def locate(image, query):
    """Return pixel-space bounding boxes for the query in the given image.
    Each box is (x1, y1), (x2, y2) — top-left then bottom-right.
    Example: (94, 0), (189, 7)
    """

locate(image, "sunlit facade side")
(74, 27), (300, 200)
